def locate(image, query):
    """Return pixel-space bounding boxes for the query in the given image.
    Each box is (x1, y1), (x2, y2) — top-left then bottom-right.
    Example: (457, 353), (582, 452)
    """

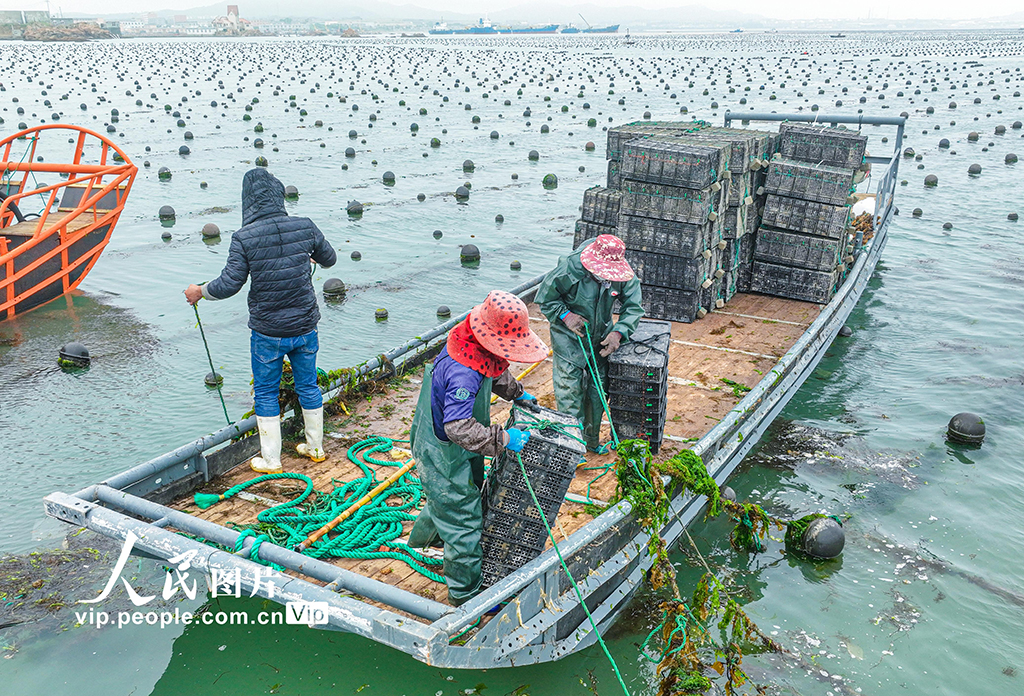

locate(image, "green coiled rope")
(193, 436), (444, 582)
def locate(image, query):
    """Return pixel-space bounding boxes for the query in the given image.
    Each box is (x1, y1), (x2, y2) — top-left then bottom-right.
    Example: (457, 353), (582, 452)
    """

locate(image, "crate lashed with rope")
(615, 214), (721, 259)
(479, 405), (586, 588)
(606, 319), (672, 454)
(763, 157), (856, 207)
(777, 123), (868, 170)
(748, 260), (843, 304)
(753, 227), (846, 272)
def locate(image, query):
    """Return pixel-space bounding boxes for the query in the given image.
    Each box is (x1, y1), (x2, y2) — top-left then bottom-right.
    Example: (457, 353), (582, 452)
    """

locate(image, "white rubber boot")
(295, 406), (326, 462)
(250, 415), (283, 473)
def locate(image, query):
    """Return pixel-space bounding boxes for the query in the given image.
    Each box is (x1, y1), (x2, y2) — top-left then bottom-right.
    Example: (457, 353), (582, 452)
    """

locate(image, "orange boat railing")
(0, 124), (137, 320)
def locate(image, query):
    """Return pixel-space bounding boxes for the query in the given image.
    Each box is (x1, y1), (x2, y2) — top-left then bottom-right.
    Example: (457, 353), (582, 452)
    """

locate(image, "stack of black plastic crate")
(606, 319), (672, 454)
(479, 405), (585, 588)
(750, 124), (867, 304)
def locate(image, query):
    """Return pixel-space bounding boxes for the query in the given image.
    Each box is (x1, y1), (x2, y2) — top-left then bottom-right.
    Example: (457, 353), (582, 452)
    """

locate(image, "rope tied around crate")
(190, 436), (445, 582)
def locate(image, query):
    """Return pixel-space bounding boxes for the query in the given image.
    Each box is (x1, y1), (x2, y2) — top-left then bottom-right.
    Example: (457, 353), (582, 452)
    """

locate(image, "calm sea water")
(1, 32), (1022, 696)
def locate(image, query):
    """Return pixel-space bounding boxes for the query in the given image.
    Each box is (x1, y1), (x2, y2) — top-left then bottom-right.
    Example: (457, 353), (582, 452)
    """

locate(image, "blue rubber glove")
(505, 428), (531, 453)
(514, 391), (539, 411)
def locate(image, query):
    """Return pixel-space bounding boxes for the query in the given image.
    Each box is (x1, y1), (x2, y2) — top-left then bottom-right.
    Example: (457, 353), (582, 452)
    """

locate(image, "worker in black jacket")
(184, 167), (337, 473)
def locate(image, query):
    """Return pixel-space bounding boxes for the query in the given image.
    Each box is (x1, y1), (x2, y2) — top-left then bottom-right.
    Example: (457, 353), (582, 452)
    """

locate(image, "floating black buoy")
(417, 193), (426, 201)
(462, 159), (475, 172)
(375, 308), (389, 321)
(939, 138), (950, 149)
(542, 173), (558, 189)
(437, 305), (451, 317)
(969, 163), (982, 175)
(433, 229), (443, 239)
(720, 486), (736, 503)
(347, 200), (363, 216)
(351, 251), (362, 261)
(585, 141), (596, 151)
(510, 260), (521, 271)
(495, 214), (504, 223)
(158, 167), (172, 181)
(947, 412), (985, 444)
(201, 223), (220, 238)
(801, 517), (845, 559)
(1009, 213), (1019, 222)
(383, 171), (395, 184)
(205, 372), (224, 387)
(284, 185), (299, 200)
(158, 205), (175, 220)
(455, 185), (470, 200)
(323, 278), (346, 299)
(460, 244), (480, 264)
(58, 342), (90, 369)
(912, 208), (923, 218)
(943, 222), (953, 230)
(838, 325), (853, 337)
(345, 147), (356, 158)
(490, 130), (499, 139)
(161, 231), (172, 241)
(255, 156), (268, 167)
(924, 174), (938, 187)
(1006, 154), (1019, 165)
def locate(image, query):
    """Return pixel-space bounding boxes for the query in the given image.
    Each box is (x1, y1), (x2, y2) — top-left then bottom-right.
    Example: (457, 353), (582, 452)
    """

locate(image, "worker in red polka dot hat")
(408, 290), (548, 605)
(536, 235), (644, 452)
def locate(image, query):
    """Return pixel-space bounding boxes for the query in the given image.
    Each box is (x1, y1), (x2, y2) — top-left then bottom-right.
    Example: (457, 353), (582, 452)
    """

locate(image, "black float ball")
(437, 305), (451, 317)
(968, 163), (982, 175)
(383, 171), (395, 184)
(462, 159), (475, 172)
(542, 173), (558, 189)
(178, 145), (190, 156)
(201, 223), (220, 238)
(924, 174), (938, 187)
(495, 214), (504, 223)
(284, 185), (299, 200)
(58, 342), (90, 368)
(838, 325), (853, 337)
(528, 149), (539, 161)
(161, 231), (172, 241)
(947, 412), (985, 444)
(802, 517), (845, 559)
(375, 308), (389, 321)
(720, 486), (736, 502)
(205, 372), (224, 387)
(432, 229), (443, 239)
(158, 205), (175, 220)
(417, 193), (426, 201)
(350, 251), (362, 261)
(460, 244), (480, 264)
(323, 278), (346, 299)
(346, 200), (363, 216)
(455, 185), (470, 200)
(510, 260), (521, 271)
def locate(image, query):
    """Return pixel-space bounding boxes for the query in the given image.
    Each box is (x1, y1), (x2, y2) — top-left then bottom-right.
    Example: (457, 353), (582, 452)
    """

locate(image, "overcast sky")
(1, 0), (1020, 21)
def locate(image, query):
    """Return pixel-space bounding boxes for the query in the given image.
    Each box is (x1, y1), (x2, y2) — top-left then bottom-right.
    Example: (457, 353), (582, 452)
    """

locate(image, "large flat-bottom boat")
(0, 125), (136, 321)
(44, 113), (903, 669)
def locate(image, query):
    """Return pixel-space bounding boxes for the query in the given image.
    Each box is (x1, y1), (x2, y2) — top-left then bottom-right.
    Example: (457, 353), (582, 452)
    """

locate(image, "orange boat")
(0, 124), (136, 321)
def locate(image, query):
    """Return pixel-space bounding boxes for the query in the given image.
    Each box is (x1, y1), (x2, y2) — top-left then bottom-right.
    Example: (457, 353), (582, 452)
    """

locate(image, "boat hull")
(0, 125), (136, 321)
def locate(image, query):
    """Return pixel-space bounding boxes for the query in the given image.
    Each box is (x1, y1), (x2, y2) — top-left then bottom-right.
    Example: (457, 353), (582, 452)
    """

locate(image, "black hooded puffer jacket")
(206, 168), (337, 337)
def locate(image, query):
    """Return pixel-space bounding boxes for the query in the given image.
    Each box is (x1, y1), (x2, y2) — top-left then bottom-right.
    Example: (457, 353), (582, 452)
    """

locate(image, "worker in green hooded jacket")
(536, 234), (644, 452)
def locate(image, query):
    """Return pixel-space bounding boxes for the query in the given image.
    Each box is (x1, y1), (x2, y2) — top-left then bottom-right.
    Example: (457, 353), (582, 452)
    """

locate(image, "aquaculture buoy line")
(192, 303), (231, 426)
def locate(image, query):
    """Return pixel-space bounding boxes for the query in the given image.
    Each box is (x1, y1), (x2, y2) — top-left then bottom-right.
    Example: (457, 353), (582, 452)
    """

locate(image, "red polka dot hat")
(468, 290), (549, 363)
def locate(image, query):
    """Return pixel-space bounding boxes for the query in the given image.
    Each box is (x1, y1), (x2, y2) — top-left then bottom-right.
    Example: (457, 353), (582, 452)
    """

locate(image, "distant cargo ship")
(428, 18), (559, 35)
(560, 23), (619, 34)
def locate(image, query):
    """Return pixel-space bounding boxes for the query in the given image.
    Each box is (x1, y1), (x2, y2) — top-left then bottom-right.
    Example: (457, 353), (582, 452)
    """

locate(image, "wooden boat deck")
(170, 292), (820, 616)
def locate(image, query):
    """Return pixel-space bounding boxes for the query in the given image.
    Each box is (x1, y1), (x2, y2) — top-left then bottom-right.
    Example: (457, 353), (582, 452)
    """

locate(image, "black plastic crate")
(764, 157), (855, 207)
(778, 124), (868, 171)
(606, 121), (706, 160)
(582, 186), (622, 227)
(608, 384), (667, 414)
(624, 248), (716, 289)
(723, 203), (760, 240)
(722, 233), (755, 272)
(748, 260), (840, 304)
(616, 214), (720, 259)
(753, 227), (842, 272)
(620, 179), (725, 226)
(614, 420), (665, 455)
(678, 127), (775, 174)
(761, 194), (849, 240)
(639, 277), (723, 323)
(620, 137), (729, 190)
(606, 158), (622, 190)
(480, 405), (585, 588)
(573, 219), (615, 250)
(607, 318), (672, 382)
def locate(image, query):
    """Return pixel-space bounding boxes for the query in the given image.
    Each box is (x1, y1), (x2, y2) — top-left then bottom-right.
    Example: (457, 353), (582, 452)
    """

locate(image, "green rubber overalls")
(407, 363), (492, 606)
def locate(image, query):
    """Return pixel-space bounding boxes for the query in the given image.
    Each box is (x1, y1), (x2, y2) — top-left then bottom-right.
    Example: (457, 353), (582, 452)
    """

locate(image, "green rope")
(193, 303), (232, 427)
(193, 437), (444, 582)
(515, 452), (631, 696)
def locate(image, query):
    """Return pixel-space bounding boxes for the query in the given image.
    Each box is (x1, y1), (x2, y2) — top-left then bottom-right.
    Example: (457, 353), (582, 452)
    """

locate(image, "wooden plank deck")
(170, 293), (820, 616)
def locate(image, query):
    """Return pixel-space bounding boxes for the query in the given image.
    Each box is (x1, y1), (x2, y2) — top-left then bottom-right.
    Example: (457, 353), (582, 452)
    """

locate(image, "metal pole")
(90, 485), (452, 621)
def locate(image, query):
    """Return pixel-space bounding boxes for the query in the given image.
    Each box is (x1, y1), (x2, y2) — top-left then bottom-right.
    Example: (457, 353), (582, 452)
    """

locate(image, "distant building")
(120, 20), (144, 34)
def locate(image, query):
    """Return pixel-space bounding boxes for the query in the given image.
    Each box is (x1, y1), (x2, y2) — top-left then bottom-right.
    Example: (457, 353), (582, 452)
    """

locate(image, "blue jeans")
(251, 329), (323, 417)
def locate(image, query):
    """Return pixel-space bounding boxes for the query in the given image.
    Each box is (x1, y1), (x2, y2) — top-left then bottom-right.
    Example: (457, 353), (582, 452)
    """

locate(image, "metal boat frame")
(0, 125), (137, 320)
(43, 113), (904, 668)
